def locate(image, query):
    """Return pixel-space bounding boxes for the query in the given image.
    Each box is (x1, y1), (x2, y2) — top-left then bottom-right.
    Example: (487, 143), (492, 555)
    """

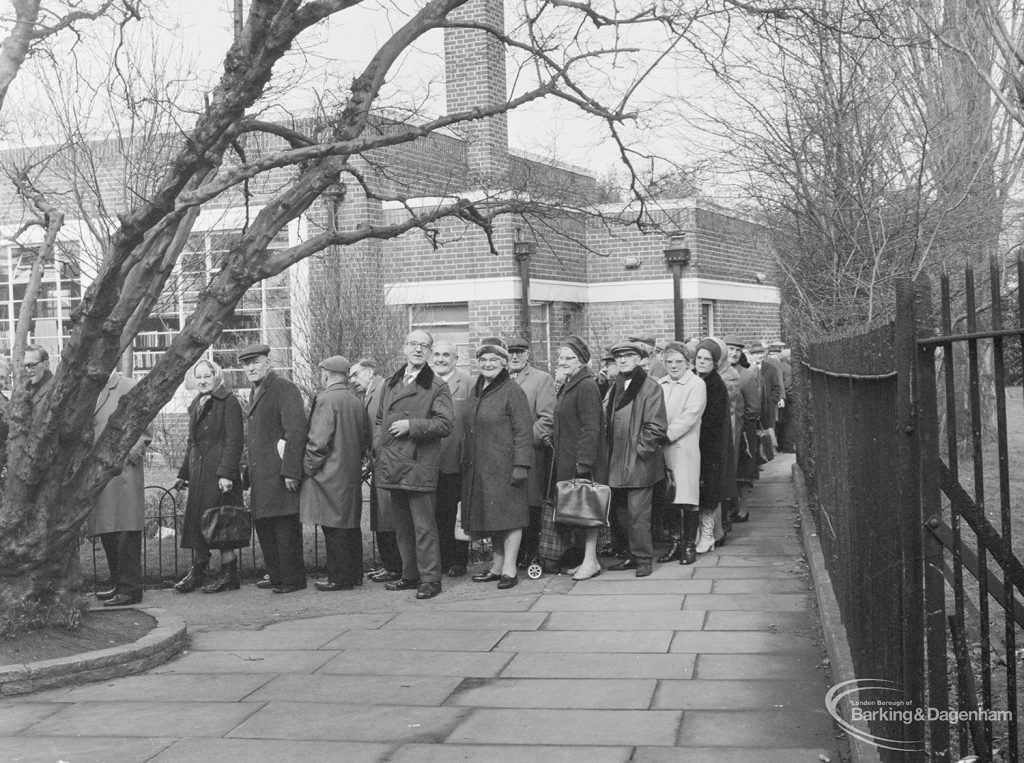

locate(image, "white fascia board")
(385, 277), (779, 305)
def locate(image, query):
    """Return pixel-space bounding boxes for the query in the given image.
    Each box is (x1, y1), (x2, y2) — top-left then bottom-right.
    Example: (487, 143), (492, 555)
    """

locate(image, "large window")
(132, 229), (291, 387)
(410, 303), (471, 370)
(0, 243), (82, 358)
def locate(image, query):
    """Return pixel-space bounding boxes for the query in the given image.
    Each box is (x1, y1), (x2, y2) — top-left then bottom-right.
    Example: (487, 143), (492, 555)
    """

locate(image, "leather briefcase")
(200, 505), (253, 550)
(552, 478), (612, 528)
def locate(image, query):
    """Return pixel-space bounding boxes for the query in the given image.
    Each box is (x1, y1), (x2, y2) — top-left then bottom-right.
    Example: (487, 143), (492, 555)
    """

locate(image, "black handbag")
(200, 505), (253, 549)
(756, 429), (775, 465)
(552, 478), (612, 528)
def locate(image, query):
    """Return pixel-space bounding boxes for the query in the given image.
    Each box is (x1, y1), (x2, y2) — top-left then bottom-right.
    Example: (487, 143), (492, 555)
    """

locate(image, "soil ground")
(0, 609), (156, 665)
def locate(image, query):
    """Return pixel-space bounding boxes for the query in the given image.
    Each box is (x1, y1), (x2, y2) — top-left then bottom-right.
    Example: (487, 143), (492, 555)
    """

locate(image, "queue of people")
(83, 327), (787, 605)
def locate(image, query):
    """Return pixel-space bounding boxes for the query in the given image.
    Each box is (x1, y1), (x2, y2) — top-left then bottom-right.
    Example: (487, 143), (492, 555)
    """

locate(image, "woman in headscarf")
(462, 338), (534, 589)
(174, 358), (245, 593)
(693, 339), (729, 555)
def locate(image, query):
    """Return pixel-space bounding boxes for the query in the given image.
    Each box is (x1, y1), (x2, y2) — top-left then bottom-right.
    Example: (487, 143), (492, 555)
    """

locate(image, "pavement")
(0, 453), (843, 762)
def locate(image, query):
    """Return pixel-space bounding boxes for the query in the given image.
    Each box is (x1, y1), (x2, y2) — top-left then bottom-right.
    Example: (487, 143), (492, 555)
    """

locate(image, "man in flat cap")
(604, 340), (667, 577)
(629, 335), (667, 380)
(240, 343), (308, 593)
(768, 342), (794, 452)
(749, 341), (783, 433)
(430, 340), (472, 577)
(300, 356), (371, 591)
(374, 329), (454, 600)
(506, 337), (556, 570)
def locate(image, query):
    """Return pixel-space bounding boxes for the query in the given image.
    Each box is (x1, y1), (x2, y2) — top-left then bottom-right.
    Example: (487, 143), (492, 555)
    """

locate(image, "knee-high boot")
(680, 511), (699, 565)
(695, 509), (716, 554)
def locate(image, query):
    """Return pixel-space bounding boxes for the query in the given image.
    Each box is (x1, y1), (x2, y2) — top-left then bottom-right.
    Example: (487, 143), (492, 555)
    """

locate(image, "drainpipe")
(513, 231), (536, 341)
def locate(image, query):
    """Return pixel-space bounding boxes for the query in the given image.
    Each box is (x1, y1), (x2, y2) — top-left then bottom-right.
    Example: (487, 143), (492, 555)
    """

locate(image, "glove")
(173, 478), (188, 491)
(510, 465), (529, 488)
(574, 465), (592, 479)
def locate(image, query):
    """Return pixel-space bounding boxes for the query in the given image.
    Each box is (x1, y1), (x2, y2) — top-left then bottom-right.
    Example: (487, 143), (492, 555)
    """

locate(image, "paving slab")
(702, 610), (817, 632)
(21, 700), (260, 738)
(712, 543), (804, 556)
(448, 708), (683, 746)
(617, 564), (697, 579)
(676, 709), (836, 748)
(529, 594), (684, 612)
(714, 555), (803, 567)
(496, 630), (672, 653)
(690, 565), (801, 579)
(433, 594), (540, 611)
(668, 631), (815, 654)
(695, 653), (825, 681)
(501, 652), (695, 679)
(382, 611), (548, 631)
(448, 677), (657, 709)
(320, 628), (507, 651)
(389, 743), (632, 762)
(317, 649), (514, 677)
(0, 736), (176, 763)
(152, 649), (337, 674)
(244, 673), (462, 706)
(254, 613), (397, 632)
(0, 703), (63, 734)
(653, 679), (827, 710)
(149, 738), (391, 763)
(21, 672), (272, 703)
(228, 701), (469, 743)
(189, 629), (340, 651)
(542, 611), (705, 631)
(682, 594), (810, 611)
(632, 746), (834, 762)
(710, 578), (808, 594)
(565, 579), (711, 595)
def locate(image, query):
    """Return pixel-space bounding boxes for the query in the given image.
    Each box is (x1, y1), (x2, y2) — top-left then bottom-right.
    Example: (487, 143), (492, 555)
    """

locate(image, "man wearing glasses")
(374, 330), (454, 600)
(23, 345), (52, 405)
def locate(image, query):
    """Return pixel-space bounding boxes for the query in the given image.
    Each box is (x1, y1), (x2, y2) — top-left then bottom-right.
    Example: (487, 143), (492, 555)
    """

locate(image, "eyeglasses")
(406, 341), (431, 351)
(24, 360), (44, 368)
(477, 357), (503, 365)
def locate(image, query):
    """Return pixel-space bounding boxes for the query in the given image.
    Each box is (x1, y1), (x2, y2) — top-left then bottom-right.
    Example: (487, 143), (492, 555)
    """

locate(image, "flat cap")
(506, 336), (530, 352)
(628, 335), (657, 348)
(238, 343), (271, 362)
(318, 355), (350, 375)
(723, 335), (745, 348)
(609, 340), (648, 358)
(748, 341), (766, 353)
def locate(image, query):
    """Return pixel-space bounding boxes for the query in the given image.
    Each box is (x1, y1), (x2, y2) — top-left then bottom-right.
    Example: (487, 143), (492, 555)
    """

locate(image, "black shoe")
(657, 540), (682, 564)
(95, 586), (118, 601)
(272, 583), (307, 594)
(174, 562), (209, 593)
(202, 559), (240, 593)
(680, 544), (697, 565)
(609, 557), (638, 571)
(385, 578), (421, 591)
(315, 580), (354, 592)
(635, 565), (653, 578)
(597, 546), (618, 558)
(497, 575), (518, 590)
(370, 570), (403, 583)
(103, 592), (142, 607)
(255, 579), (276, 589)
(447, 565), (466, 578)
(416, 581), (442, 599)
(472, 571), (501, 583)
(732, 512), (750, 523)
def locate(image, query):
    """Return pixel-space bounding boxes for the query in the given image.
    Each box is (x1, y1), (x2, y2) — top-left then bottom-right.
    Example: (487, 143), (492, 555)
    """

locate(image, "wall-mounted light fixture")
(663, 232), (691, 341)
(624, 256), (643, 270)
(754, 272), (768, 283)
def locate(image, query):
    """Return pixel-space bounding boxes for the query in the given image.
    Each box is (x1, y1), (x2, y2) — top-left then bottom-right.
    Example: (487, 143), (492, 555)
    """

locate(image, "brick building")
(0, 0), (779, 404)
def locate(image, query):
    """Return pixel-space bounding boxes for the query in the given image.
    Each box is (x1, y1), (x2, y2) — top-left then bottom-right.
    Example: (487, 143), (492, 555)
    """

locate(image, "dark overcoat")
(374, 364), (454, 492)
(177, 385), (244, 548)
(360, 374), (394, 533)
(552, 366), (608, 485)
(438, 369), (472, 475)
(698, 369), (728, 510)
(245, 369), (308, 519)
(88, 372), (152, 536)
(461, 369), (532, 534)
(604, 367), (667, 488)
(299, 381), (371, 529)
(512, 364), (555, 505)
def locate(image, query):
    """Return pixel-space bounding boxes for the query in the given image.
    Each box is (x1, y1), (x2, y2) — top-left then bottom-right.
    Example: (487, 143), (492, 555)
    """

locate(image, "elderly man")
(748, 341), (783, 433)
(605, 339), (667, 577)
(770, 342), (795, 452)
(240, 343), (308, 594)
(301, 356), (371, 591)
(430, 341), (472, 577)
(351, 358), (403, 582)
(23, 344), (52, 405)
(506, 336), (555, 569)
(374, 330), (454, 600)
(629, 335), (667, 379)
(90, 368), (152, 606)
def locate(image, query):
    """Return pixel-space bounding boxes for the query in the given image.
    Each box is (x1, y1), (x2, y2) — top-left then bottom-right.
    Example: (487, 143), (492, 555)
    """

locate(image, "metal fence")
(800, 259), (1024, 762)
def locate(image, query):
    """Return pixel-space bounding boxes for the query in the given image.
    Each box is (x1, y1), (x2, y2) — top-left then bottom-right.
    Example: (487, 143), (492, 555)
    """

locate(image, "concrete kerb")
(794, 462), (883, 763)
(0, 607), (187, 697)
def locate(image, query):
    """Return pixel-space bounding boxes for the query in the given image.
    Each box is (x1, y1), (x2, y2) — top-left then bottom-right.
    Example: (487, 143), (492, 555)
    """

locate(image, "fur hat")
(476, 336), (509, 360)
(562, 335), (591, 364)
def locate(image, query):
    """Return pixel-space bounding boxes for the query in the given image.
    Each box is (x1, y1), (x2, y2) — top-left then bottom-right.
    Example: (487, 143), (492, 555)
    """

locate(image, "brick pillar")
(444, 0), (509, 180)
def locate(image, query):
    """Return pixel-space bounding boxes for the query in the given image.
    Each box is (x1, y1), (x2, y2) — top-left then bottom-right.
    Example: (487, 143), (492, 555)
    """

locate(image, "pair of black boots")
(657, 511), (699, 565)
(174, 559), (239, 594)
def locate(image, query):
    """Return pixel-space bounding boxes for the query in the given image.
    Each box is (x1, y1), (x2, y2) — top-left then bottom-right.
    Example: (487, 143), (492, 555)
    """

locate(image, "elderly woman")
(547, 335), (608, 580)
(713, 336), (741, 542)
(693, 339), (729, 554)
(174, 359), (245, 593)
(462, 338), (534, 589)
(657, 342), (707, 565)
